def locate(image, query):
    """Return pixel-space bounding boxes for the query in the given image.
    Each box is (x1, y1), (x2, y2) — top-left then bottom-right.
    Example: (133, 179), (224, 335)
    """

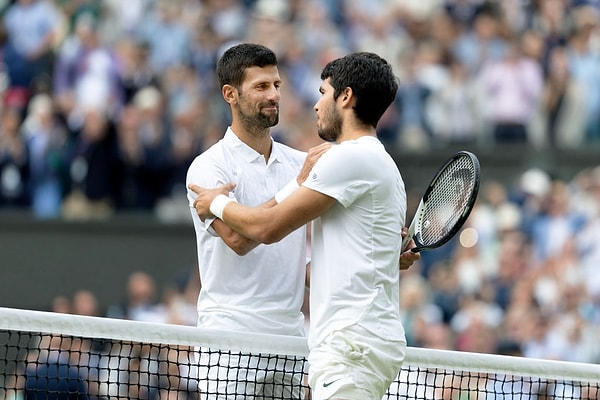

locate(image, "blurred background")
(1, 0), (600, 362)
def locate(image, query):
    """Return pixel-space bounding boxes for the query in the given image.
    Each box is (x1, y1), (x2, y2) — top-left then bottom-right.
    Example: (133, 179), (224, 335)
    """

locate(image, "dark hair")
(320, 52), (398, 128)
(216, 43), (278, 89)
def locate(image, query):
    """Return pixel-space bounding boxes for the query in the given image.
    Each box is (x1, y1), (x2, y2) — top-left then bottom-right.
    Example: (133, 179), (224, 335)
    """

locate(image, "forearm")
(219, 199), (291, 244)
(211, 218), (260, 256)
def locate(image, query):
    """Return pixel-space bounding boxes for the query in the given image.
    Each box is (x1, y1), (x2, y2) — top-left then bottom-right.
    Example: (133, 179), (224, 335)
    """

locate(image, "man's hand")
(400, 227), (420, 270)
(297, 142), (333, 184)
(189, 182), (236, 221)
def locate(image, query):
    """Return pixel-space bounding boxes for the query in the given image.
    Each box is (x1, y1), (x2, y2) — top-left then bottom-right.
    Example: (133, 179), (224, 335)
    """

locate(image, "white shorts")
(196, 349), (306, 399)
(308, 324), (406, 400)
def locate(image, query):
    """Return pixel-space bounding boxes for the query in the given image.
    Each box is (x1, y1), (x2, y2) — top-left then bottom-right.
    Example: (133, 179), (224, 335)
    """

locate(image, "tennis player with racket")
(190, 52), (410, 400)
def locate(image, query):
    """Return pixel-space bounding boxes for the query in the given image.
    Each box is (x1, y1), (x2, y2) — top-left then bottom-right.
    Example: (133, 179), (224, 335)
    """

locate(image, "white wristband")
(209, 194), (234, 220)
(275, 179), (299, 204)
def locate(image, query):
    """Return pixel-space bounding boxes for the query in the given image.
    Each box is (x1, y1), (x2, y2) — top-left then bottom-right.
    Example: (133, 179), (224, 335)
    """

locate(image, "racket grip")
(401, 235), (412, 252)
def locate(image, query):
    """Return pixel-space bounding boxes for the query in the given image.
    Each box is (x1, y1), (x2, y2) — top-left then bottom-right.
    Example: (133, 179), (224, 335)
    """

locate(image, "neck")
(337, 125), (378, 143)
(230, 123), (272, 160)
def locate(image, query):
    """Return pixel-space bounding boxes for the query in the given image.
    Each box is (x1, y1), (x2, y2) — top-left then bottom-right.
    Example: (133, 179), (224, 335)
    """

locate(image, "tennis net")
(1, 307), (599, 399)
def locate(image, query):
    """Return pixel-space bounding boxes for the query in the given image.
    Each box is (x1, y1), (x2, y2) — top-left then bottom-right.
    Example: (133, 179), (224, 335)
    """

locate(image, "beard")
(238, 102), (279, 132)
(317, 107), (342, 142)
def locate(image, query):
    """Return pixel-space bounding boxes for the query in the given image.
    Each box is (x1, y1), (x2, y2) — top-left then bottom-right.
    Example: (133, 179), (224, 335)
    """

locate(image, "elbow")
(234, 248), (252, 256)
(231, 245), (252, 256)
(256, 228), (286, 245)
(227, 236), (257, 256)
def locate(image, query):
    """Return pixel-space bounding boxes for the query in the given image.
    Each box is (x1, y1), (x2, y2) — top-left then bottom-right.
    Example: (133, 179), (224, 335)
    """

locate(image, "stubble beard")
(317, 108), (342, 143)
(239, 103), (279, 134)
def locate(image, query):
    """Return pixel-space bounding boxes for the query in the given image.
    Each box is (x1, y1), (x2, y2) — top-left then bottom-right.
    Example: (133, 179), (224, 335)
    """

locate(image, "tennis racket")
(402, 151), (480, 253)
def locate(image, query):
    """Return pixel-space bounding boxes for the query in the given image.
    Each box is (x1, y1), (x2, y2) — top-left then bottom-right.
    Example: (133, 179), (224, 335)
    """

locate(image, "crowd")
(1, 0), (600, 368)
(0, 0), (600, 220)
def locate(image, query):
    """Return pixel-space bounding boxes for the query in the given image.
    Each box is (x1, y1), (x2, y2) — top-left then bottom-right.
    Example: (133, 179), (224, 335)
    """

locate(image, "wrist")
(275, 179), (299, 204)
(209, 194), (233, 220)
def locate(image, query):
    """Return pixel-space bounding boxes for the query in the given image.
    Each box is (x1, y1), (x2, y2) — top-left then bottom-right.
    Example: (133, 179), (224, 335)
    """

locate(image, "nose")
(267, 85), (280, 101)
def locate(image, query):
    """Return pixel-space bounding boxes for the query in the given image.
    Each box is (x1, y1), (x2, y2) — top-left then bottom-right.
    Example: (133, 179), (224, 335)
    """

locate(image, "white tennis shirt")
(186, 128), (308, 336)
(302, 136), (407, 348)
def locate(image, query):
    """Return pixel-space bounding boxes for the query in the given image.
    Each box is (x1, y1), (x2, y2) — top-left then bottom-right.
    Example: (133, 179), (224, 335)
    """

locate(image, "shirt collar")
(224, 127), (282, 164)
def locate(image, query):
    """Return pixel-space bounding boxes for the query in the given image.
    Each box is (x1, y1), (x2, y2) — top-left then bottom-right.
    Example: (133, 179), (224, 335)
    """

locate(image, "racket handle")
(402, 221), (416, 252)
(401, 235), (411, 252)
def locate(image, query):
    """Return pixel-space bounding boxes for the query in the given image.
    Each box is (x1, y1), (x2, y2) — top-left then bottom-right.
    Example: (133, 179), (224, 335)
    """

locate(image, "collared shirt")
(186, 128), (308, 336)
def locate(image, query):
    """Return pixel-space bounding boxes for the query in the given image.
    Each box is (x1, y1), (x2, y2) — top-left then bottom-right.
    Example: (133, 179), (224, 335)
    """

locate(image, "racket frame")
(402, 151), (480, 253)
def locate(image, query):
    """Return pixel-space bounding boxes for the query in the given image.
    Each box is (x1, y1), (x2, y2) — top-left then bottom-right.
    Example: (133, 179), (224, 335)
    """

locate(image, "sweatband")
(275, 179), (299, 204)
(209, 194), (234, 220)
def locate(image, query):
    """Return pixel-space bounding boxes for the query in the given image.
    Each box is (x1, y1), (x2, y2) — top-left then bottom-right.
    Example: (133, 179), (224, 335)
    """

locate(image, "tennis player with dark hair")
(185, 42), (324, 399)
(190, 52), (410, 399)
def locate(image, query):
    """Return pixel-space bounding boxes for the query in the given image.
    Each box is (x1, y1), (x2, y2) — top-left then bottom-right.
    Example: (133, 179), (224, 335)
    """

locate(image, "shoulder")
(186, 141), (228, 181)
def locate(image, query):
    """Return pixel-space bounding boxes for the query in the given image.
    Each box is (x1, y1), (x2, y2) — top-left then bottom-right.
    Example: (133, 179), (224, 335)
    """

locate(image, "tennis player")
(190, 52), (409, 399)
(185, 43), (317, 399)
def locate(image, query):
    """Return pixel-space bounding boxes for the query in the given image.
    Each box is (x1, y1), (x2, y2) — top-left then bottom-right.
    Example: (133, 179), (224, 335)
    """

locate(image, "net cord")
(1, 307), (599, 384)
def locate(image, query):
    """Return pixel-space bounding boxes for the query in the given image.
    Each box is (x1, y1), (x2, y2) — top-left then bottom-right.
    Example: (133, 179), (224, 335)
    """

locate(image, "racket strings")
(417, 156), (477, 246)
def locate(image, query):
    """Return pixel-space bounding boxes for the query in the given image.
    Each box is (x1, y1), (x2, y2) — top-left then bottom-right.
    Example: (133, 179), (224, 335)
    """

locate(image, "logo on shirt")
(323, 378), (341, 388)
(312, 173), (318, 180)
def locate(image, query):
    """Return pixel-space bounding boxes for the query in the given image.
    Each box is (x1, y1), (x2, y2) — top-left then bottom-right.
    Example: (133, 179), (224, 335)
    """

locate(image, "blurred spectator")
(246, 0), (294, 56)
(50, 294), (71, 314)
(290, 0), (346, 70)
(189, 21), (220, 97)
(22, 93), (69, 219)
(106, 270), (167, 323)
(162, 67), (204, 186)
(128, 85), (173, 210)
(160, 268), (199, 326)
(478, 35), (544, 144)
(0, 106), (28, 206)
(566, 5), (600, 144)
(529, 45), (587, 148)
(1, 0), (63, 99)
(529, 180), (586, 267)
(528, 0), (573, 52)
(426, 57), (483, 146)
(135, 0), (193, 75)
(394, 47), (435, 150)
(112, 104), (144, 210)
(450, 296), (503, 353)
(426, 261), (462, 325)
(98, 0), (151, 46)
(62, 106), (118, 220)
(452, 6), (509, 75)
(56, 0), (103, 32)
(114, 37), (159, 106)
(71, 289), (100, 317)
(53, 11), (122, 128)
(399, 273), (442, 346)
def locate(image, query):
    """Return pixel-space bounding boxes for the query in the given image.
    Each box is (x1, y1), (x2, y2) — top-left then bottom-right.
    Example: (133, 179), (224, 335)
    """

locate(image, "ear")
(339, 87), (354, 108)
(222, 84), (237, 105)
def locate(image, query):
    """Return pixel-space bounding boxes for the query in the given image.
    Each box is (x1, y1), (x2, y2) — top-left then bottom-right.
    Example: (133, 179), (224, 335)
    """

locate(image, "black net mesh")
(1, 308), (600, 399)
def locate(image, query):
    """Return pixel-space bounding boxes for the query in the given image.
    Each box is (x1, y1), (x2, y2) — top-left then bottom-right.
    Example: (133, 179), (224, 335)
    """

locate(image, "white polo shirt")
(303, 136), (407, 348)
(186, 128), (308, 336)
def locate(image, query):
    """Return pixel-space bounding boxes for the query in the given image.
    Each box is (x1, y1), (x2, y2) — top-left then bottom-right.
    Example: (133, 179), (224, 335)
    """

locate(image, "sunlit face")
(236, 65), (281, 132)
(314, 78), (342, 142)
